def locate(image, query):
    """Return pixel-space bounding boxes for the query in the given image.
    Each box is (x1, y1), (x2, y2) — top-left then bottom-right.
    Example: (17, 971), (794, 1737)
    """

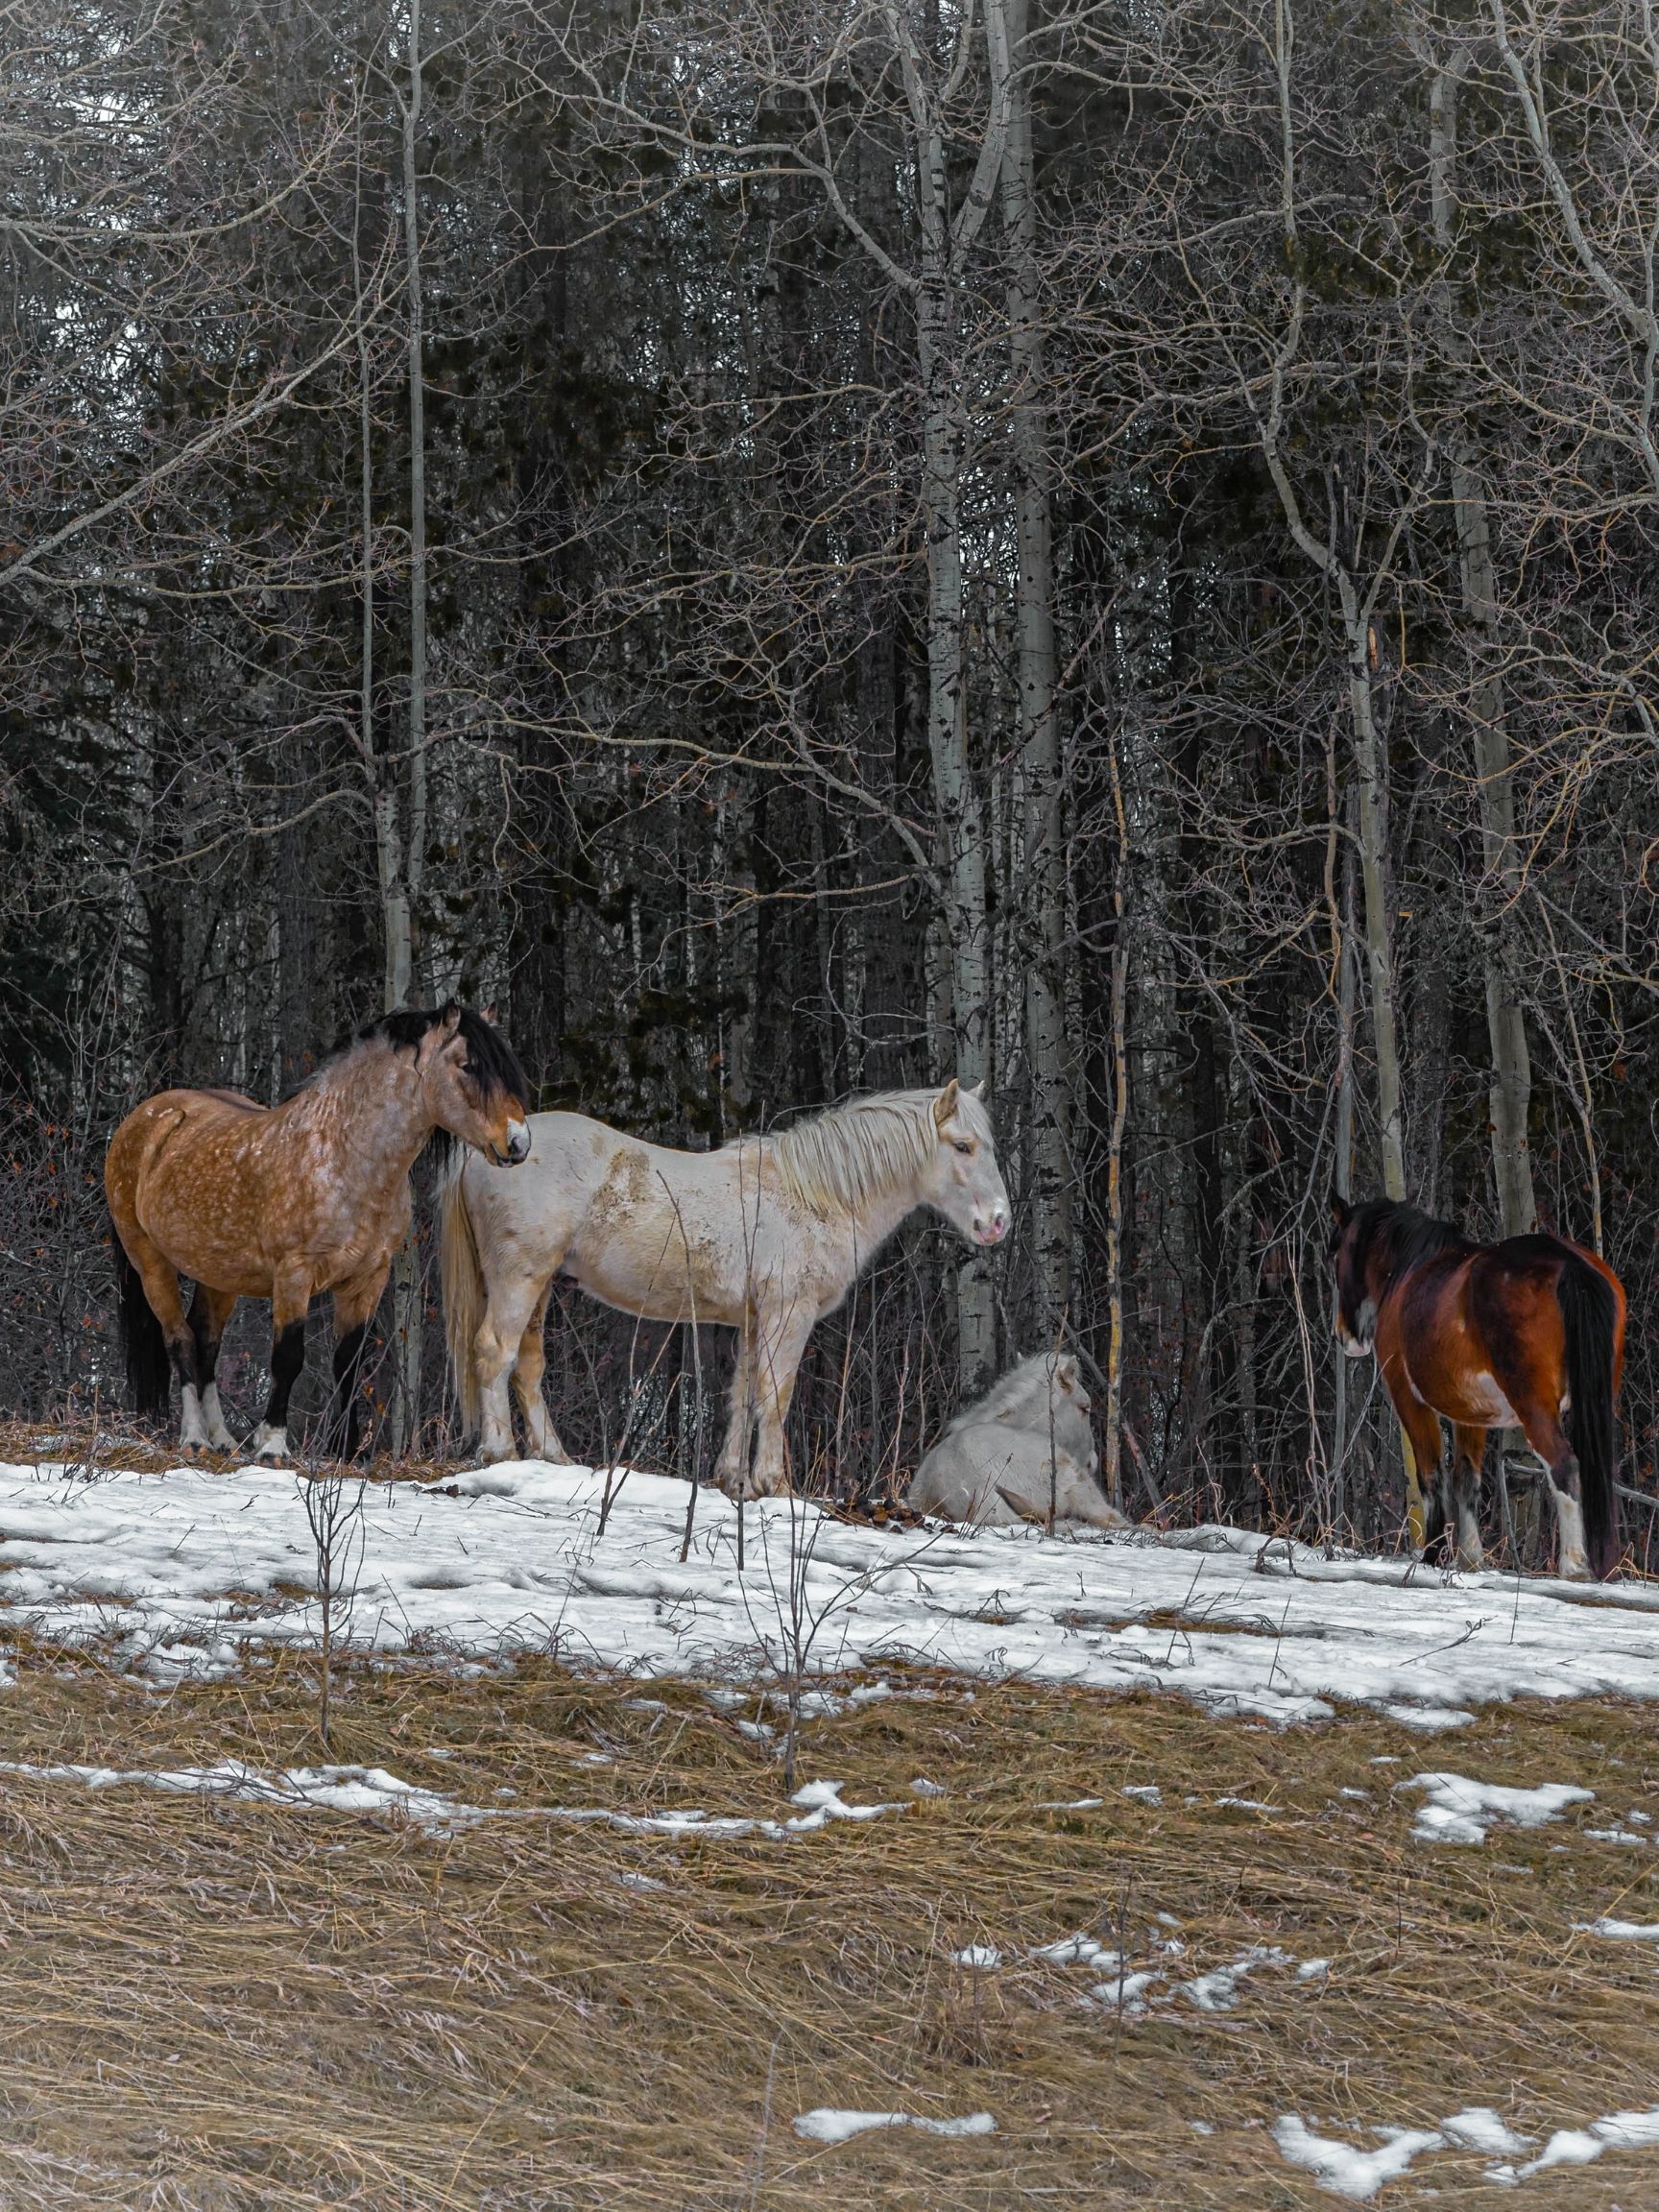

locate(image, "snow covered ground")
(2, 1453), (1659, 1723)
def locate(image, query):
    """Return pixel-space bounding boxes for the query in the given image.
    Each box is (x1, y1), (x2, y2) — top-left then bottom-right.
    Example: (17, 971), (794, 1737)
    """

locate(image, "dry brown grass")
(0, 1640), (1651, 2209)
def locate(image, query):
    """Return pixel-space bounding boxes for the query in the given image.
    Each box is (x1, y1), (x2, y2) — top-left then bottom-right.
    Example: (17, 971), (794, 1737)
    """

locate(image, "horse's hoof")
(249, 1425), (292, 1464)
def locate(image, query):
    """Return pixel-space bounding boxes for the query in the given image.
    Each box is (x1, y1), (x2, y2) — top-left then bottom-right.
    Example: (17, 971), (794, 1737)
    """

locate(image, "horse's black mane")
(346, 1003), (530, 1108)
(1353, 1198), (1469, 1281)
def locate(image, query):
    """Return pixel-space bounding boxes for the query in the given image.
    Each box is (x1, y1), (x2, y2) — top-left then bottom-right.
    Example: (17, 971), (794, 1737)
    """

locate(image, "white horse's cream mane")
(946, 1349), (1071, 1436)
(757, 1087), (982, 1217)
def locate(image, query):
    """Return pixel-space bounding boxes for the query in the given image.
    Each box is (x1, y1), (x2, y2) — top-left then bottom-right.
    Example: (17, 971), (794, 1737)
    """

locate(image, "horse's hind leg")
(1449, 1423), (1488, 1572)
(473, 1272), (544, 1464)
(1505, 1393), (1589, 1579)
(117, 1224), (204, 1447)
(513, 1286), (567, 1461)
(187, 1285), (240, 1451)
(1392, 1388), (1451, 1570)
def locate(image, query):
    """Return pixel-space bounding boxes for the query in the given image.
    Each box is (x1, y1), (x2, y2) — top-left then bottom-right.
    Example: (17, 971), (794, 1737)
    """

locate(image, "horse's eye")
(954, 1140), (973, 1156)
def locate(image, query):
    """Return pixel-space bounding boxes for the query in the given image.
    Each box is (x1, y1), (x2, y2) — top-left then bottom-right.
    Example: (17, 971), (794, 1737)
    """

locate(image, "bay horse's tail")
(1558, 1252), (1621, 1579)
(438, 1159), (484, 1437)
(110, 1215), (171, 1419)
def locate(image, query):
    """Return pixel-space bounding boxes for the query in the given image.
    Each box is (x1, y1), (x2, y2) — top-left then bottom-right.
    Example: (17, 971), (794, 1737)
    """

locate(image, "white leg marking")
(201, 1382), (238, 1452)
(249, 1423), (291, 1464)
(179, 1384), (209, 1451)
(1554, 1489), (1589, 1579)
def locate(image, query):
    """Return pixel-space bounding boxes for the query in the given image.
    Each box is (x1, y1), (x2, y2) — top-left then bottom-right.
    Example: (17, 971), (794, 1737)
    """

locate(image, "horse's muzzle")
(503, 1119), (532, 1166)
(974, 1209), (1010, 1247)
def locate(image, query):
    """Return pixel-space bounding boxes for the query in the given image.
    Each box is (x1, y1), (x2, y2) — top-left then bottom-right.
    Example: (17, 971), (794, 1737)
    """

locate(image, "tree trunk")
(1430, 61), (1536, 1238)
(998, 0), (1070, 1330)
(917, 261), (994, 1389)
(390, 0), (428, 1456)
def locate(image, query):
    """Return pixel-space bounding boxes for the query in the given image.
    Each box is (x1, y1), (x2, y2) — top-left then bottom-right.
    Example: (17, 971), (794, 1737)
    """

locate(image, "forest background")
(3, 0), (1655, 1555)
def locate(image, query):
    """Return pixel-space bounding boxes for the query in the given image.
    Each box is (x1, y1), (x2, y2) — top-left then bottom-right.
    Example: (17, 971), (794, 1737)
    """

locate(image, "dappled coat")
(905, 1352), (1129, 1531)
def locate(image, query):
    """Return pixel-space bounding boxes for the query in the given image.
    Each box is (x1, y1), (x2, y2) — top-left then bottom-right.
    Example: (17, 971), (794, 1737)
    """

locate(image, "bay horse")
(441, 1081), (1011, 1498)
(1328, 1196), (1625, 1580)
(107, 1005), (532, 1463)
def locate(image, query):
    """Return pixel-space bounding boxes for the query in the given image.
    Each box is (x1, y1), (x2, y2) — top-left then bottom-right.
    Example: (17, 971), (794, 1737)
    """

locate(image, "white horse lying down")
(441, 1081), (1011, 1500)
(906, 1352), (1130, 1530)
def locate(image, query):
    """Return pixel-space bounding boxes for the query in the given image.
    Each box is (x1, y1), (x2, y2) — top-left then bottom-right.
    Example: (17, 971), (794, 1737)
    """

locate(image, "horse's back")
(107, 1086), (266, 1187)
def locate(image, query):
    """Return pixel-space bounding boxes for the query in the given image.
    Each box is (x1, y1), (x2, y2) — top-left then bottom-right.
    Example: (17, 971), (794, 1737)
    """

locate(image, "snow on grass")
(792, 2109), (997, 2145)
(1399, 1772), (1594, 1845)
(8, 1455), (1659, 1723)
(1033, 1933), (1119, 1969)
(534, 1777), (904, 1842)
(0, 1758), (492, 1835)
(1574, 1917), (1659, 1939)
(1276, 2102), (1659, 2193)
(950, 1946), (1001, 1969)
(1176, 1944), (1292, 2011)
(1439, 2107), (1530, 2155)
(0, 1759), (902, 1846)
(1499, 2110), (1659, 2181)
(1272, 2115), (1446, 2200)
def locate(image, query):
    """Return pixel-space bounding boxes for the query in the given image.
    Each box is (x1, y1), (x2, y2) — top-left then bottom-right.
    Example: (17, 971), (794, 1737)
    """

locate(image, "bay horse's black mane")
(1348, 1197), (1470, 1285)
(343, 1003), (530, 1110)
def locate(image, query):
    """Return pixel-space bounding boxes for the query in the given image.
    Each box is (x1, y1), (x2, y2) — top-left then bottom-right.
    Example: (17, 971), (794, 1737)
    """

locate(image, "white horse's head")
(922, 1080), (1010, 1248)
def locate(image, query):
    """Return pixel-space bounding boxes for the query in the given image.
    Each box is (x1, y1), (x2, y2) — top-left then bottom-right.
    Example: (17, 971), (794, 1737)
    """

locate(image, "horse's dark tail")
(1558, 1254), (1620, 1579)
(111, 1218), (171, 1419)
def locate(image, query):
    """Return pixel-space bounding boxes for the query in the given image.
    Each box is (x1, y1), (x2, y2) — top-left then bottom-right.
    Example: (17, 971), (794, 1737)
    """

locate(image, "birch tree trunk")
(997, 0), (1070, 1330)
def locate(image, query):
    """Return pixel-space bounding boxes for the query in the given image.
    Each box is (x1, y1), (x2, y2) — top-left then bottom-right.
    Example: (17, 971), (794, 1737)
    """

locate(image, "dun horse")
(107, 1005), (532, 1461)
(906, 1350), (1129, 1531)
(442, 1081), (1011, 1498)
(1328, 1196), (1625, 1580)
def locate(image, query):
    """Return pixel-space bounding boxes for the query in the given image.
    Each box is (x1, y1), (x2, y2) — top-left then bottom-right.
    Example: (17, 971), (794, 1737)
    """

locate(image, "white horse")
(441, 1080), (1011, 1498)
(906, 1351), (1129, 1530)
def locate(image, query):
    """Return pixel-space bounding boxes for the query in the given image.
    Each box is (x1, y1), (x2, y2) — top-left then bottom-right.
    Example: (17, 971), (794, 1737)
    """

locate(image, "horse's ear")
(1329, 1192), (1351, 1231)
(933, 1078), (960, 1129)
(967, 1078), (986, 1101)
(1056, 1353), (1077, 1387)
(480, 1004), (497, 1025)
(439, 1000), (463, 1038)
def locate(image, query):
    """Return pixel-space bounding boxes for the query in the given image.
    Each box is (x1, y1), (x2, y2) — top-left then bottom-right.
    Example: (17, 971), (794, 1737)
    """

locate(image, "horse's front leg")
(715, 1329), (757, 1498)
(325, 1269), (387, 1462)
(746, 1314), (814, 1500)
(250, 1277), (310, 1462)
(1450, 1422), (1488, 1573)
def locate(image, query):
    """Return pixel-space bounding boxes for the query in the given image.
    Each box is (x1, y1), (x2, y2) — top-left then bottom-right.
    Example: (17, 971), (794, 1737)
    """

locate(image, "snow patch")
(792, 2108), (997, 2146)
(7, 1459), (1659, 1729)
(0, 1758), (490, 1834)
(1272, 2116), (1445, 2200)
(1400, 1772), (1593, 1845)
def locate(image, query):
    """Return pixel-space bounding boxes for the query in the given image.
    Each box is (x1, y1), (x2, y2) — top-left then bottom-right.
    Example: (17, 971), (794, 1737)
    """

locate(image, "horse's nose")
(976, 1205), (1009, 1247)
(506, 1119), (532, 1165)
